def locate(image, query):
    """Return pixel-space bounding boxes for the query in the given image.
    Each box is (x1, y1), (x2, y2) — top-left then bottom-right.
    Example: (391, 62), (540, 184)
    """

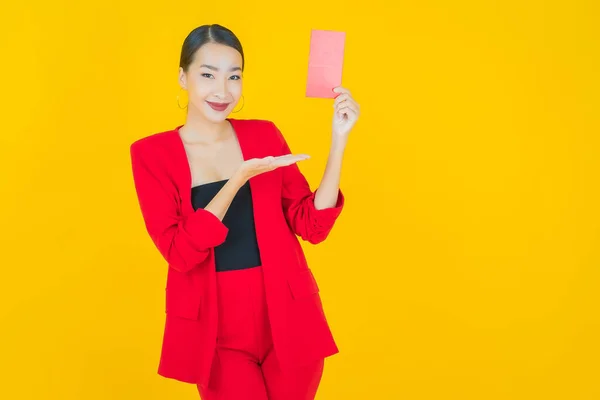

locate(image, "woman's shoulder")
(229, 117), (277, 132)
(130, 127), (179, 157)
(229, 118), (285, 144)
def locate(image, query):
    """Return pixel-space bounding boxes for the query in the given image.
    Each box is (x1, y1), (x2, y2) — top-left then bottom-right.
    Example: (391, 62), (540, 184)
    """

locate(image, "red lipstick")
(206, 101), (230, 112)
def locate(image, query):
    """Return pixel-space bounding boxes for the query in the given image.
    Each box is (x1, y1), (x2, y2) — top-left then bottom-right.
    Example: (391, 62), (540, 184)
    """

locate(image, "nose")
(213, 77), (228, 100)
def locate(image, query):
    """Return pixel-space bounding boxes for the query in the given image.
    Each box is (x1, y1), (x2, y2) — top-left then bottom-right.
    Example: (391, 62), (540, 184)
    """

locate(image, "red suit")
(129, 118), (345, 390)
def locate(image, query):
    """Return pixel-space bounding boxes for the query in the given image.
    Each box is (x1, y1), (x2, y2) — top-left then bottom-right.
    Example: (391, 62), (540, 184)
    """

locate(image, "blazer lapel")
(169, 126), (195, 216)
(229, 118), (274, 258)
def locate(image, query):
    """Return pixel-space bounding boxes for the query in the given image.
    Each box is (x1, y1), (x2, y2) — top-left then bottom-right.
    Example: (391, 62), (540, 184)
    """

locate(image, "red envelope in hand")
(306, 29), (346, 98)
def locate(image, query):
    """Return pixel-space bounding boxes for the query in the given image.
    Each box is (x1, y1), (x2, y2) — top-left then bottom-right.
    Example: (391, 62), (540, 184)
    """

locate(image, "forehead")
(192, 42), (242, 67)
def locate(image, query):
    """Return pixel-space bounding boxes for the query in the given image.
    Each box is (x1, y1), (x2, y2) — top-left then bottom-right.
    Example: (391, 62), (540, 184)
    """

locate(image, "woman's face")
(179, 42), (243, 123)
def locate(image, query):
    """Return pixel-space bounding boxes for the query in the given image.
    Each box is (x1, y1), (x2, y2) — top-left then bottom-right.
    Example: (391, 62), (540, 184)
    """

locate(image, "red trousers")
(197, 266), (324, 400)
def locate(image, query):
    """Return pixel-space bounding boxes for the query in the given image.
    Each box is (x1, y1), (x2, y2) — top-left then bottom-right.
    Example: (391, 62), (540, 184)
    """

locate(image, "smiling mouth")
(206, 101), (230, 111)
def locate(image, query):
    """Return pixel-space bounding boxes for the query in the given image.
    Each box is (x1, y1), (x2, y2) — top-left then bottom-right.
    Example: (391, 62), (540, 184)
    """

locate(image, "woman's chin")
(205, 113), (227, 122)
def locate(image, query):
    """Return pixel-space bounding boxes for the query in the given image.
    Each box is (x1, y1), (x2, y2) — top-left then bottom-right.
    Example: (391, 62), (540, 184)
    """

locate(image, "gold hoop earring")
(177, 87), (188, 109)
(232, 95), (244, 113)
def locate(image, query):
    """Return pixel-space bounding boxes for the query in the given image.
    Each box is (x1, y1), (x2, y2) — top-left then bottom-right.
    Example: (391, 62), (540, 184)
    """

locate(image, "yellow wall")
(1, 1), (598, 399)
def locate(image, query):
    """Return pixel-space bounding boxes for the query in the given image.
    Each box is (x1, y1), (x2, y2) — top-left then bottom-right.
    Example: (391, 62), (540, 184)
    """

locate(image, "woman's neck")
(180, 110), (231, 145)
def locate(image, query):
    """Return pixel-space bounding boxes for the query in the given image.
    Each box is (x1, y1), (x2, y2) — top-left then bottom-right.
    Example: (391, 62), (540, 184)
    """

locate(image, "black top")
(191, 179), (262, 272)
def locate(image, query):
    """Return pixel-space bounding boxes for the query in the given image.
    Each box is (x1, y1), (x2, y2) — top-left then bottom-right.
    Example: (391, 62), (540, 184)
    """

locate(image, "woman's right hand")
(234, 154), (310, 184)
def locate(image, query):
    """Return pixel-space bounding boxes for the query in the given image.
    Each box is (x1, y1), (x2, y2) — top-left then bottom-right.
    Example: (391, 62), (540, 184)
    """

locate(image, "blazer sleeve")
(130, 140), (229, 273)
(270, 121), (345, 244)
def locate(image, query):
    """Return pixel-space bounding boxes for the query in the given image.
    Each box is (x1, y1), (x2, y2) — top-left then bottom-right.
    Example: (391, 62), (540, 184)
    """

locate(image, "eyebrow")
(199, 64), (242, 72)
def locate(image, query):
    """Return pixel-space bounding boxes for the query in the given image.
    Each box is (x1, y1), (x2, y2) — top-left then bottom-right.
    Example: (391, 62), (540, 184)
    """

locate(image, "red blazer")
(130, 118), (345, 387)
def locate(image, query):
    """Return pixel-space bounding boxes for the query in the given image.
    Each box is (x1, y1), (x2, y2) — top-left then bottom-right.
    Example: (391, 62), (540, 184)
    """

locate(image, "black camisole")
(191, 180), (262, 272)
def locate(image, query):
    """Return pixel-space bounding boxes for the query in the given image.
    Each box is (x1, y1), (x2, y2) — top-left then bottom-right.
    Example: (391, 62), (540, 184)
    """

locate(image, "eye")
(201, 73), (214, 79)
(230, 75), (241, 80)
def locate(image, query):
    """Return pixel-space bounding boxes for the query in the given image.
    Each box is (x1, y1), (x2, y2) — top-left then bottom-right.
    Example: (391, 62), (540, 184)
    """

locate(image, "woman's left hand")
(331, 86), (360, 138)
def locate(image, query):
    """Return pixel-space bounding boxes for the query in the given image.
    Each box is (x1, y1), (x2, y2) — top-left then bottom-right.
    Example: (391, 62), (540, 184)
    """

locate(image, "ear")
(178, 67), (187, 90)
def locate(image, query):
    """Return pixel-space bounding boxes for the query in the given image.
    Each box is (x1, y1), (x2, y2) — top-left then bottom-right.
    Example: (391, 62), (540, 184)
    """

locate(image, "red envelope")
(306, 29), (346, 98)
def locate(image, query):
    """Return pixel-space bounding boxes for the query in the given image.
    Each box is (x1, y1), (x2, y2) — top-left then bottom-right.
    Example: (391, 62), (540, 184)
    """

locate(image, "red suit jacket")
(129, 118), (345, 387)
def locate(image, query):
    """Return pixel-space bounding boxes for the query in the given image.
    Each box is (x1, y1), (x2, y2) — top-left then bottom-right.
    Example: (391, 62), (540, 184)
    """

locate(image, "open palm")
(239, 154), (310, 181)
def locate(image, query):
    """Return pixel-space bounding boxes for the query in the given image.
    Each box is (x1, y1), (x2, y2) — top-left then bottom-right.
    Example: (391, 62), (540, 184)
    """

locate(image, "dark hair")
(179, 24), (245, 72)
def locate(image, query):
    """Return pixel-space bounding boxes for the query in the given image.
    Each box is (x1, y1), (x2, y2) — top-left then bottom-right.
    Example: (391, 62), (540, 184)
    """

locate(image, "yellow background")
(1, 0), (598, 399)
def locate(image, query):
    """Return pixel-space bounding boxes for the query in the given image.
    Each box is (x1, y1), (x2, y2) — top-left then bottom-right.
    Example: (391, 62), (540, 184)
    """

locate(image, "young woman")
(130, 24), (360, 400)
